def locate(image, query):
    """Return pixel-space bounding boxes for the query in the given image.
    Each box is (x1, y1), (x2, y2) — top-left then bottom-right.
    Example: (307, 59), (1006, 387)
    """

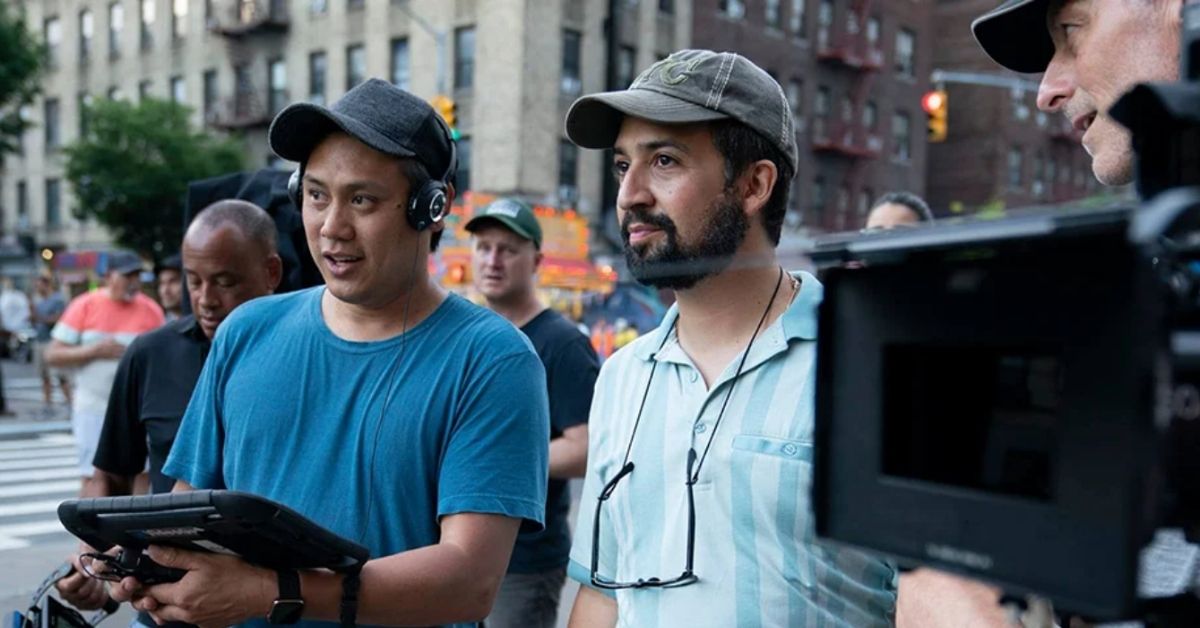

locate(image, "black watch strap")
(340, 568), (362, 628)
(278, 569), (300, 599)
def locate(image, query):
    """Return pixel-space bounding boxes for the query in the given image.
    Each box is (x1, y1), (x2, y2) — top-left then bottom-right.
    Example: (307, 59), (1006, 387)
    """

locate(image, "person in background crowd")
(467, 197), (599, 628)
(156, 254), (184, 322)
(864, 191), (935, 231)
(45, 251), (165, 495)
(32, 274), (72, 415)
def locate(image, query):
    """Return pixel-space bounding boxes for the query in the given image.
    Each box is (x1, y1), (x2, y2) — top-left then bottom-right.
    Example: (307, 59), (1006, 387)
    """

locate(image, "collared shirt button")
(782, 443), (799, 456)
(689, 370), (699, 383)
(694, 422), (707, 434)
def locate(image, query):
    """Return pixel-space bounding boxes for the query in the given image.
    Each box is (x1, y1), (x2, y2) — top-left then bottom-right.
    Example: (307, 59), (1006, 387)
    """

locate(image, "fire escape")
(207, 0), (289, 130)
(810, 0), (882, 232)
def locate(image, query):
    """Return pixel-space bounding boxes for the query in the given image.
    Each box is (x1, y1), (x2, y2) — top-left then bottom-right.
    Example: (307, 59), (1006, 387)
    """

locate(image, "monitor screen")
(882, 345), (1062, 501)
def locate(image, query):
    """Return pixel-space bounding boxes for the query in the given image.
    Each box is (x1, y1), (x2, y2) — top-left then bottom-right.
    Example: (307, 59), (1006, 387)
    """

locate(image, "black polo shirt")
(94, 315), (210, 494)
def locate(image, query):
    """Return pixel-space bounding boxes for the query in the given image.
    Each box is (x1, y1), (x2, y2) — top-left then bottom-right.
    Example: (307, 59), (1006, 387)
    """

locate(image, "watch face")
(268, 600), (304, 625)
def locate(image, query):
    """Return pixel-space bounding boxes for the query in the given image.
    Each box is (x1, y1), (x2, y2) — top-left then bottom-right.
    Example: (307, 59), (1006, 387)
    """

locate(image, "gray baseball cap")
(565, 49), (799, 173)
(268, 78), (455, 179)
(101, 250), (143, 276)
(973, 0), (1055, 74)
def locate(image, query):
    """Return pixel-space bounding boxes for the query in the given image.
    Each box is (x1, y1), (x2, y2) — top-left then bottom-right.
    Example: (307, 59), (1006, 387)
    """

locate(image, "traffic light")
(431, 95), (456, 129)
(922, 89), (948, 143)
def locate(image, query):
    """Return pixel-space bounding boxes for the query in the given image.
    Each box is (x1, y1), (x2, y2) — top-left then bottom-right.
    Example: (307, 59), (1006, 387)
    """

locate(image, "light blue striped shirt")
(568, 271), (897, 627)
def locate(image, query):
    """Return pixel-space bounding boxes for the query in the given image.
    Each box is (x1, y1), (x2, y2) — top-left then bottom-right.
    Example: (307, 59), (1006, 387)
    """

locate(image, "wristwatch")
(267, 569), (305, 625)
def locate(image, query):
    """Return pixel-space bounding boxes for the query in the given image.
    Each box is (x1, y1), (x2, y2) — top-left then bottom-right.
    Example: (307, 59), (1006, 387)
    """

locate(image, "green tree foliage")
(0, 2), (44, 157)
(64, 98), (245, 257)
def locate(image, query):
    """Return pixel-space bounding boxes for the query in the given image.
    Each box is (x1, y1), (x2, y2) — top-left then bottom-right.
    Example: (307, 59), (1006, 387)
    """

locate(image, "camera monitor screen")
(883, 346), (1061, 501)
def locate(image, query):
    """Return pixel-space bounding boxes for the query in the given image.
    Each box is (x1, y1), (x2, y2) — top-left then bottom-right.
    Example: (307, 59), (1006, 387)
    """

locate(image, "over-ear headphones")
(287, 114), (459, 232)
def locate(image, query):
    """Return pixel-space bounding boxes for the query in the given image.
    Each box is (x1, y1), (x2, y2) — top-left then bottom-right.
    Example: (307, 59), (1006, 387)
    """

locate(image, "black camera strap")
(340, 566), (362, 628)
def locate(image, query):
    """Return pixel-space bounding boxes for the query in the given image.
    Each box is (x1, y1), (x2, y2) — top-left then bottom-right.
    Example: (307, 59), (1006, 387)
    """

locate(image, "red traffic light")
(921, 90), (947, 115)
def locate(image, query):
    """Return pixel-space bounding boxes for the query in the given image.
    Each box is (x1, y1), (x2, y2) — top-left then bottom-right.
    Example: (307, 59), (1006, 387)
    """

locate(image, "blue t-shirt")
(163, 287), (550, 628)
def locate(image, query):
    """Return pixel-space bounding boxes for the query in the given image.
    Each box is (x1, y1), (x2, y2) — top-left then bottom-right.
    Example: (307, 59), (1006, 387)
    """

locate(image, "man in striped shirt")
(563, 49), (897, 627)
(46, 251), (164, 495)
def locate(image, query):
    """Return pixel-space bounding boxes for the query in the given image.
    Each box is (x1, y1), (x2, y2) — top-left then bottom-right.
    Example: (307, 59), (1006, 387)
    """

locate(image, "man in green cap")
(466, 198), (598, 628)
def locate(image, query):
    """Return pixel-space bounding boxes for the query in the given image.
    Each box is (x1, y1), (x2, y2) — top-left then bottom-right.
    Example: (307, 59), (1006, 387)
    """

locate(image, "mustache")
(619, 209), (678, 242)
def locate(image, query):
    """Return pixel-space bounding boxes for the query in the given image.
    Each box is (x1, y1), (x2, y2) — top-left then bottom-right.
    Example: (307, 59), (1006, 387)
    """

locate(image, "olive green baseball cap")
(565, 49), (799, 174)
(464, 198), (543, 249)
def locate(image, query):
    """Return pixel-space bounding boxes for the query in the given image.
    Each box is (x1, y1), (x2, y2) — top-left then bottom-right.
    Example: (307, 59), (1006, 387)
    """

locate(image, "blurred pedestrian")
(155, 254), (184, 322)
(864, 191), (934, 231)
(45, 251), (164, 495)
(467, 197), (599, 628)
(32, 274), (72, 414)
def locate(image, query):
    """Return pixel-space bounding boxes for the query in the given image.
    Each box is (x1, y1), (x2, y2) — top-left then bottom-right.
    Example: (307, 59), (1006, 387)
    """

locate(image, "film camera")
(811, 6), (1200, 627)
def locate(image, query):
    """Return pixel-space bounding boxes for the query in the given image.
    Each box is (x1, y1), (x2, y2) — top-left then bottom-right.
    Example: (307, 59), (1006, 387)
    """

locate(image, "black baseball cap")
(268, 78), (454, 179)
(972, 0), (1055, 74)
(566, 49), (799, 174)
(156, 254), (182, 274)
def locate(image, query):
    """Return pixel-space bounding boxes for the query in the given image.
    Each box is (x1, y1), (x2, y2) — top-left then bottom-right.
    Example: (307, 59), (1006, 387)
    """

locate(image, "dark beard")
(621, 194), (750, 290)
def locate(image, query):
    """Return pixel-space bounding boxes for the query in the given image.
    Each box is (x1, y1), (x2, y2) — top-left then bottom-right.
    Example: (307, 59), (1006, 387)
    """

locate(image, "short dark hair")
(191, 199), (278, 255)
(872, 191), (934, 222)
(709, 119), (795, 246)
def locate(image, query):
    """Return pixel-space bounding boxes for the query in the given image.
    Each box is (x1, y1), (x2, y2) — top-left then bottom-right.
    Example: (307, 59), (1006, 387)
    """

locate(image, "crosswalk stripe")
(0, 448), (77, 462)
(0, 498), (64, 518)
(0, 438), (71, 453)
(0, 519), (67, 537)
(0, 467), (81, 484)
(0, 479), (78, 499)
(0, 456), (78, 471)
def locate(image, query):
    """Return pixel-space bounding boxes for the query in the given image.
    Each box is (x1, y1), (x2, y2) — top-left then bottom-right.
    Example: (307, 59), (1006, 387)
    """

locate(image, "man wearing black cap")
(465, 198), (598, 628)
(564, 50), (895, 627)
(156, 254), (183, 322)
(973, 0), (1183, 186)
(115, 79), (550, 628)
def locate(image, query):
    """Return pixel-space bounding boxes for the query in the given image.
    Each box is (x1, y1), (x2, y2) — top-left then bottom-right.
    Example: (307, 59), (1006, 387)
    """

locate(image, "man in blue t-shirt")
(111, 79), (550, 628)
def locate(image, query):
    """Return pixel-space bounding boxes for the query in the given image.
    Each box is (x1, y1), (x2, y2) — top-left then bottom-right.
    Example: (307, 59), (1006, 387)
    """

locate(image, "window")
(269, 58), (287, 114)
(346, 44), (365, 90)
(1012, 91), (1030, 121)
(454, 27), (475, 90)
(140, 0), (155, 50)
(814, 86), (830, 139)
(78, 92), (93, 136)
(172, 0), (187, 40)
(895, 28), (916, 78)
(559, 139), (579, 202)
(79, 10), (94, 63)
(139, 80), (153, 100)
(719, 0), (746, 19)
(44, 99), (61, 151)
(348, 0), (364, 10)
(44, 17), (62, 67)
(790, 0), (806, 37)
(811, 176), (826, 216)
(892, 111), (911, 161)
(109, 2), (123, 58)
(203, 69), (218, 122)
(561, 29), (582, 96)
(866, 15), (881, 48)
(391, 38), (410, 91)
(234, 64), (253, 118)
(309, 51), (327, 105)
(817, 0), (833, 49)
(311, 0), (328, 14)
(16, 181), (28, 228)
(107, 86), (123, 100)
(456, 136), (471, 193)
(45, 179), (62, 229)
(863, 100), (877, 130)
(786, 80), (802, 116)
(1008, 146), (1024, 187)
(1033, 152), (1045, 198)
(765, 0), (781, 28)
(170, 75), (186, 103)
(859, 189), (873, 217)
(618, 46), (636, 88)
(659, 0), (674, 14)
